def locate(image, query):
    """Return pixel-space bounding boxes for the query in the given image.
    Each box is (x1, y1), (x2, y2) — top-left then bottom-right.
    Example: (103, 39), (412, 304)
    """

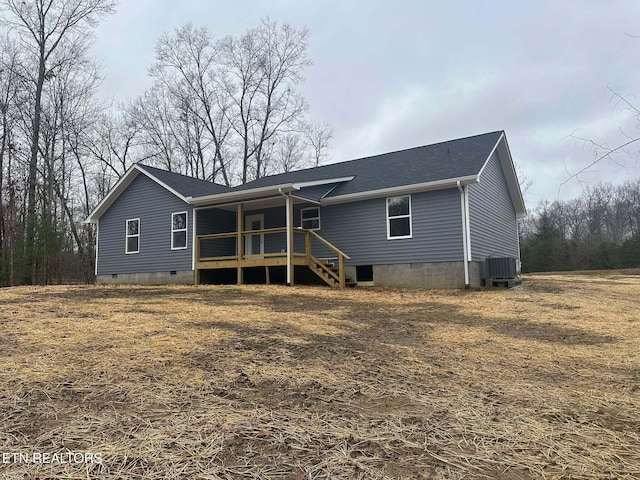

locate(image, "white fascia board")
(292, 176), (354, 189)
(320, 175), (478, 205)
(495, 135), (527, 216)
(193, 195), (285, 211)
(187, 184), (296, 206)
(477, 132), (504, 181)
(502, 136), (527, 216)
(84, 166), (140, 224)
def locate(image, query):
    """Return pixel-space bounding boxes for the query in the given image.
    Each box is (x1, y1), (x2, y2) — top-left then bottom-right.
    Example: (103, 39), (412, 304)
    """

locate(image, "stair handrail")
(296, 227), (349, 288)
(296, 227), (351, 260)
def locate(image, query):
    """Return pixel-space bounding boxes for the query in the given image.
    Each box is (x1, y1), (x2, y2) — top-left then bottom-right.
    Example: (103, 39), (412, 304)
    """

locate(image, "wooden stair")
(309, 256), (356, 288)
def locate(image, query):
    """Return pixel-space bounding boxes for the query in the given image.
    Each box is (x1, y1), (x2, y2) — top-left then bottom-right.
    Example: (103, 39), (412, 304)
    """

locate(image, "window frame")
(386, 195), (412, 240)
(171, 211), (188, 250)
(301, 206), (321, 231)
(125, 218), (140, 254)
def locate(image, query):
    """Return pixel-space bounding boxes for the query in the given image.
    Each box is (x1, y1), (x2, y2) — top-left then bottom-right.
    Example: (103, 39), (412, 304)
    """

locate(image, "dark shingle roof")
(138, 164), (231, 197)
(232, 131), (503, 198)
(135, 131), (503, 199)
(87, 131), (513, 224)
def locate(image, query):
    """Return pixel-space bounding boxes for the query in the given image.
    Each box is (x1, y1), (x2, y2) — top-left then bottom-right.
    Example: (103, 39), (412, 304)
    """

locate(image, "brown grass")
(0, 272), (639, 479)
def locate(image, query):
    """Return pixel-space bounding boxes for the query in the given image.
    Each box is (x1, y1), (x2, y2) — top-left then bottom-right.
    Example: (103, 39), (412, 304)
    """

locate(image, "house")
(85, 131), (526, 288)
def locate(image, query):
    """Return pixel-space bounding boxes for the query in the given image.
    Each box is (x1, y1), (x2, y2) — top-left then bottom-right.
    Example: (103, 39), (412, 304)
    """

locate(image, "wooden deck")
(195, 227), (353, 287)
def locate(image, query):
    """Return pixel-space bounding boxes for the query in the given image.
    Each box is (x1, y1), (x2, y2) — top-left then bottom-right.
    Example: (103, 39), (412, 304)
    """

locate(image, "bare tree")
(85, 110), (142, 181)
(1, 0), (115, 283)
(304, 120), (333, 167)
(565, 86), (640, 190)
(271, 133), (309, 174)
(0, 36), (22, 285)
(151, 23), (232, 184)
(146, 19), (320, 186)
(129, 86), (180, 172)
(239, 19), (311, 181)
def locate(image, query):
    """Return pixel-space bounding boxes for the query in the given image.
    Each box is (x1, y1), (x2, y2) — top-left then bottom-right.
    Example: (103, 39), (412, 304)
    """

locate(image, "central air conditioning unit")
(483, 257), (519, 287)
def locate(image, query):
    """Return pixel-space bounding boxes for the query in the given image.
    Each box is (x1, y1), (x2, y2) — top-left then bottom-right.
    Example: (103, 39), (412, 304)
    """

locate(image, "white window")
(126, 218), (140, 254)
(301, 207), (320, 230)
(171, 212), (188, 250)
(386, 195), (412, 239)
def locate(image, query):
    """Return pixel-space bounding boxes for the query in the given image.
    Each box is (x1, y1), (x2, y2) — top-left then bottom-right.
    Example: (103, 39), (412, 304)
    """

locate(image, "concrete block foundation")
(371, 261), (481, 289)
(97, 270), (195, 285)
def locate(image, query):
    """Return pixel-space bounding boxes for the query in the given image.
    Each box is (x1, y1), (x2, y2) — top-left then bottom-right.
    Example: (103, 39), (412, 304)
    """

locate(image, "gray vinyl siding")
(97, 173), (193, 275)
(318, 188), (464, 265)
(192, 188), (465, 266)
(238, 190), (464, 264)
(468, 151), (520, 261)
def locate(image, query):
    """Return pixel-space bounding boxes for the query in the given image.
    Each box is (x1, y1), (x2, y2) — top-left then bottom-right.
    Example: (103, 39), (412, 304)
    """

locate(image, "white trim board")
(321, 175), (478, 205)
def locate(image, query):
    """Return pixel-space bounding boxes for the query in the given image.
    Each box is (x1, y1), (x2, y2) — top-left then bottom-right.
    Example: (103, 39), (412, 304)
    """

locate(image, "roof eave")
(321, 175), (478, 205)
(188, 184), (297, 206)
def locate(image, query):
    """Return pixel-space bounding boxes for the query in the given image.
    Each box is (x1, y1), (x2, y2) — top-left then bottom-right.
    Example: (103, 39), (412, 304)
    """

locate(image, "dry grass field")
(0, 272), (639, 479)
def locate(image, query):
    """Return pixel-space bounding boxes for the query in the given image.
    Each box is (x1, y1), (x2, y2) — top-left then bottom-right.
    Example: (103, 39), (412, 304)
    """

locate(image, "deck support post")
(237, 203), (244, 285)
(286, 193), (294, 286)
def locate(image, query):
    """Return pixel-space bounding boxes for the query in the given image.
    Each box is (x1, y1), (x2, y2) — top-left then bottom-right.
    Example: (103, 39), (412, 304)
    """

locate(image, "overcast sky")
(91, 0), (640, 208)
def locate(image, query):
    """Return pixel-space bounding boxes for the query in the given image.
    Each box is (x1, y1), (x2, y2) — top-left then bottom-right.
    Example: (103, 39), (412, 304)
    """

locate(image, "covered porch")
(193, 192), (352, 287)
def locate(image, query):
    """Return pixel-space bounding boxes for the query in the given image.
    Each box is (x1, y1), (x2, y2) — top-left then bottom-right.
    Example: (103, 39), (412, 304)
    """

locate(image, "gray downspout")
(457, 181), (470, 288)
(464, 184), (472, 263)
(94, 220), (99, 277)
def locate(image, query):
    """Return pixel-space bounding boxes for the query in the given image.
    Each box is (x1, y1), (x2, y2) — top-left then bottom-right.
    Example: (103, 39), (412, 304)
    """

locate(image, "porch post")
(193, 208), (199, 285)
(286, 194), (294, 286)
(237, 203), (243, 285)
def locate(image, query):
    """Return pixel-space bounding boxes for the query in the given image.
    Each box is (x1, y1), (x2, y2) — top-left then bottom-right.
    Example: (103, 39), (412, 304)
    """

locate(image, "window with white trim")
(126, 218), (140, 254)
(301, 207), (320, 230)
(171, 212), (188, 250)
(386, 195), (412, 239)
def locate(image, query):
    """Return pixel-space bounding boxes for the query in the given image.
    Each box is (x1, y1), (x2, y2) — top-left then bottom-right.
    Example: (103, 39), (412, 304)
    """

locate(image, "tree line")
(0, 0), (331, 286)
(520, 179), (640, 272)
